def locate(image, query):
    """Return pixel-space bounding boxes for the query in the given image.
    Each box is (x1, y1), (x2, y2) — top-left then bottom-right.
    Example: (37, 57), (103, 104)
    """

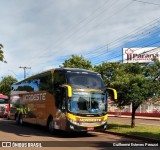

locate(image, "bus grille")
(79, 122), (101, 127)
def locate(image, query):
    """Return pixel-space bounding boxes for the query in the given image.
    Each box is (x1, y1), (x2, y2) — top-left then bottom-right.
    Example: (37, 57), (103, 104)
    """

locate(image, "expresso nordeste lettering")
(24, 93), (46, 101)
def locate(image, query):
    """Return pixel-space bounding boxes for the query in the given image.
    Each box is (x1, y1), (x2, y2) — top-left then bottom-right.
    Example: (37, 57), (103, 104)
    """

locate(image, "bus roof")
(0, 94), (8, 99)
(57, 68), (97, 73)
(13, 68), (100, 85)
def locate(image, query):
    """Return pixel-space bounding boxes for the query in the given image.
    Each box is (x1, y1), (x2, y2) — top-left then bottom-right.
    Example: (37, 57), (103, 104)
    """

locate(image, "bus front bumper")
(66, 120), (107, 132)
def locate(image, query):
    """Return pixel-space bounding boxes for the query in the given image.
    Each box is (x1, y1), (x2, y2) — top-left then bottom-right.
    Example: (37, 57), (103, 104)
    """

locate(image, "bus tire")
(81, 131), (88, 135)
(19, 114), (24, 126)
(15, 114), (19, 125)
(7, 116), (10, 120)
(48, 117), (54, 134)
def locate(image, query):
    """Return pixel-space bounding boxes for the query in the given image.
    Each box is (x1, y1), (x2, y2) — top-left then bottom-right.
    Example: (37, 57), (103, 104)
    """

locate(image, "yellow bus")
(10, 68), (117, 133)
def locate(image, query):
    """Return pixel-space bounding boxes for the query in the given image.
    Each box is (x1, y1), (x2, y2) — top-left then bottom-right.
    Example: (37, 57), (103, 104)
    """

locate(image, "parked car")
(0, 94), (9, 118)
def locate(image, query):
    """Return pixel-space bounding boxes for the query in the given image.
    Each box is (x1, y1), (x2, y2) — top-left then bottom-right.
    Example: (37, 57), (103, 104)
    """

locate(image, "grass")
(107, 122), (160, 141)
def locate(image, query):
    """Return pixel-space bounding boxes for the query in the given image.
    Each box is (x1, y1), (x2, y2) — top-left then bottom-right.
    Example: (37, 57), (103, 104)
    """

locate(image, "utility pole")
(19, 66), (31, 79)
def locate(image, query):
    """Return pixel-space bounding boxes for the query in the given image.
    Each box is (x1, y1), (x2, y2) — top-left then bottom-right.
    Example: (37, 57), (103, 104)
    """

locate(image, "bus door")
(22, 103), (37, 124)
(54, 86), (68, 130)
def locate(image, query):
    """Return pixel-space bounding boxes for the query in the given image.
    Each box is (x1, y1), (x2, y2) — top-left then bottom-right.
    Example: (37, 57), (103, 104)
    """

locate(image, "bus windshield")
(66, 72), (104, 90)
(68, 91), (107, 114)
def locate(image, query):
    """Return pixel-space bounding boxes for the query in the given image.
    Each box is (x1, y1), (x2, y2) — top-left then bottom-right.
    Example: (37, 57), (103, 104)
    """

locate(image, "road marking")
(139, 123), (160, 126)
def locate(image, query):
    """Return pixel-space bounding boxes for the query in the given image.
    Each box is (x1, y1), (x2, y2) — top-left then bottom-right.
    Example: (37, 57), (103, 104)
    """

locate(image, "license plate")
(87, 127), (94, 131)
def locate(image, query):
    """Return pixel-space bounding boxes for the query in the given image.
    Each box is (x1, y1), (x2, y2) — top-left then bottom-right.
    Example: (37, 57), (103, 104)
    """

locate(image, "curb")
(108, 114), (160, 121)
(103, 130), (160, 143)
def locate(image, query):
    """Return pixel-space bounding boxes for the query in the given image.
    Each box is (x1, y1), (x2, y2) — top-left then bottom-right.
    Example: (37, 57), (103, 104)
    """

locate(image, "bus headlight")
(68, 119), (79, 125)
(101, 120), (107, 125)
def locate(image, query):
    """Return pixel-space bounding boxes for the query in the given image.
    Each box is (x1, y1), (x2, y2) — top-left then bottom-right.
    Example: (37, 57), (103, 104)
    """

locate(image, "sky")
(0, 0), (160, 81)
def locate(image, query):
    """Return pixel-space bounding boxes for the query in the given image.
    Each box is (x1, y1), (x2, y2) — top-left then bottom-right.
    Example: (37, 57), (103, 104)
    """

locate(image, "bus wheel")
(48, 117), (54, 134)
(7, 115), (10, 120)
(19, 115), (24, 126)
(81, 131), (88, 135)
(15, 114), (19, 125)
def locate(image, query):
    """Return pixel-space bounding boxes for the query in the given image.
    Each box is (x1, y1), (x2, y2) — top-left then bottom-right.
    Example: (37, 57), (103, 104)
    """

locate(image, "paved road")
(108, 116), (160, 126)
(0, 118), (155, 150)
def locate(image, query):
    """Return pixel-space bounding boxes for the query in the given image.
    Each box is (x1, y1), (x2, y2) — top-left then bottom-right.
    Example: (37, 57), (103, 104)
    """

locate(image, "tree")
(94, 62), (121, 84)
(0, 76), (17, 95)
(60, 55), (92, 70)
(95, 62), (157, 128)
(145, 59), (160, 101)
(0, 44), (7, 63)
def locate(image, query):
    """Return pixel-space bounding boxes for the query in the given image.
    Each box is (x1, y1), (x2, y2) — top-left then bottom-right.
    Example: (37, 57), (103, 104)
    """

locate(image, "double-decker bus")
(0, 94), (9, 117)
(10, 68), (117, 133)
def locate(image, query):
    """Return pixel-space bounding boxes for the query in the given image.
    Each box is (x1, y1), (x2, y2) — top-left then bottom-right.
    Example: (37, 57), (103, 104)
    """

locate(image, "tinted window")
(53, 71), (65, 89)
(66, 72), (104, 90)
(13, 81), (35, 92)
(12, 71), (53, 93)
(53, 71), (66, 108)
(37, 72), (53, 93)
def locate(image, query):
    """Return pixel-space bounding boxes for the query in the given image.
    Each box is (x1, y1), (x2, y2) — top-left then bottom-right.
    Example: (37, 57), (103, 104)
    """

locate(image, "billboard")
(123, 47), (160, 63)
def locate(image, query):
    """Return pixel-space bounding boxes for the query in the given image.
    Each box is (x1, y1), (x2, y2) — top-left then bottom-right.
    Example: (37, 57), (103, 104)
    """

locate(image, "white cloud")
(0, 0), (160, 80)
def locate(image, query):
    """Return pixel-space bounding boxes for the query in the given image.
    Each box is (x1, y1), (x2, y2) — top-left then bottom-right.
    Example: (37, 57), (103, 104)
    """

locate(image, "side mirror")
(105, 87), (117, 101)
(62, 84), (72, 98)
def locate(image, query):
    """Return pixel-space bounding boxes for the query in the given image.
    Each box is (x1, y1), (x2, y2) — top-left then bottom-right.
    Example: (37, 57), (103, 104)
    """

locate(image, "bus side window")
(38, 72), (53, 93)
(16, 81), (34, 92)
(53, 71), (65, 90)
(54, 87), (64, 109)
(54, 71), (65, 109)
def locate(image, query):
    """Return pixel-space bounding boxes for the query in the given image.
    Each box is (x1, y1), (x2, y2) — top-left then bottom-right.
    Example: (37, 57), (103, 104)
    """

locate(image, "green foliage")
(145, 59), (160, 100)
(61, 55), (160, 127)
(94, 61), (160, 127)
(94, 62), (121, 85)
(108, 122), (160, 141)
(60, 55), (93, 70)
(113, 64), (153, 106)
(0, 44), (7, 63)
(0, 76), (17, 95)
(95, 62), (158, 107)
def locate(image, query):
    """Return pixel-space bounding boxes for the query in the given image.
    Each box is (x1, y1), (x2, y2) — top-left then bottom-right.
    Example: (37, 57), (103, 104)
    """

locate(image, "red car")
(0, 94), (9, 118)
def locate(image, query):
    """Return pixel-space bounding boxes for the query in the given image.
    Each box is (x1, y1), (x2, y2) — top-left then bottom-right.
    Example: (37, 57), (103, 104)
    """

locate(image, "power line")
(76, 14), (160, 65)
(132, 0), (160, 6)
(75, 16), (160, 65)
(84, 16), (160, 58)
(83, 17), (160, 62)
(68, 1), (133, 54)
(31, 0), (133, 67)
(29, 1), (160, 68)
(94, 40), (160, 64)
(84, 25), (160, 63)
(28, 0), (113, 65)
(29, 0), (133, 66)
(91, 27), (160, 64)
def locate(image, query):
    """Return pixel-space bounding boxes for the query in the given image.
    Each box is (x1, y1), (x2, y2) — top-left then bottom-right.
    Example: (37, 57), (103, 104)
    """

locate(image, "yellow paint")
(66, 113), (108, 121)
(66, 112), (77, 121)
(106, 88), (117, 100)
(103, 114), (108, 120)
(63, 84), (72, 97)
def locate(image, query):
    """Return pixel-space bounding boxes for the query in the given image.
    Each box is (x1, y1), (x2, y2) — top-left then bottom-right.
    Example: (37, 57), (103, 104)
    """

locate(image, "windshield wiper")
(70, 84), (89, 89)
